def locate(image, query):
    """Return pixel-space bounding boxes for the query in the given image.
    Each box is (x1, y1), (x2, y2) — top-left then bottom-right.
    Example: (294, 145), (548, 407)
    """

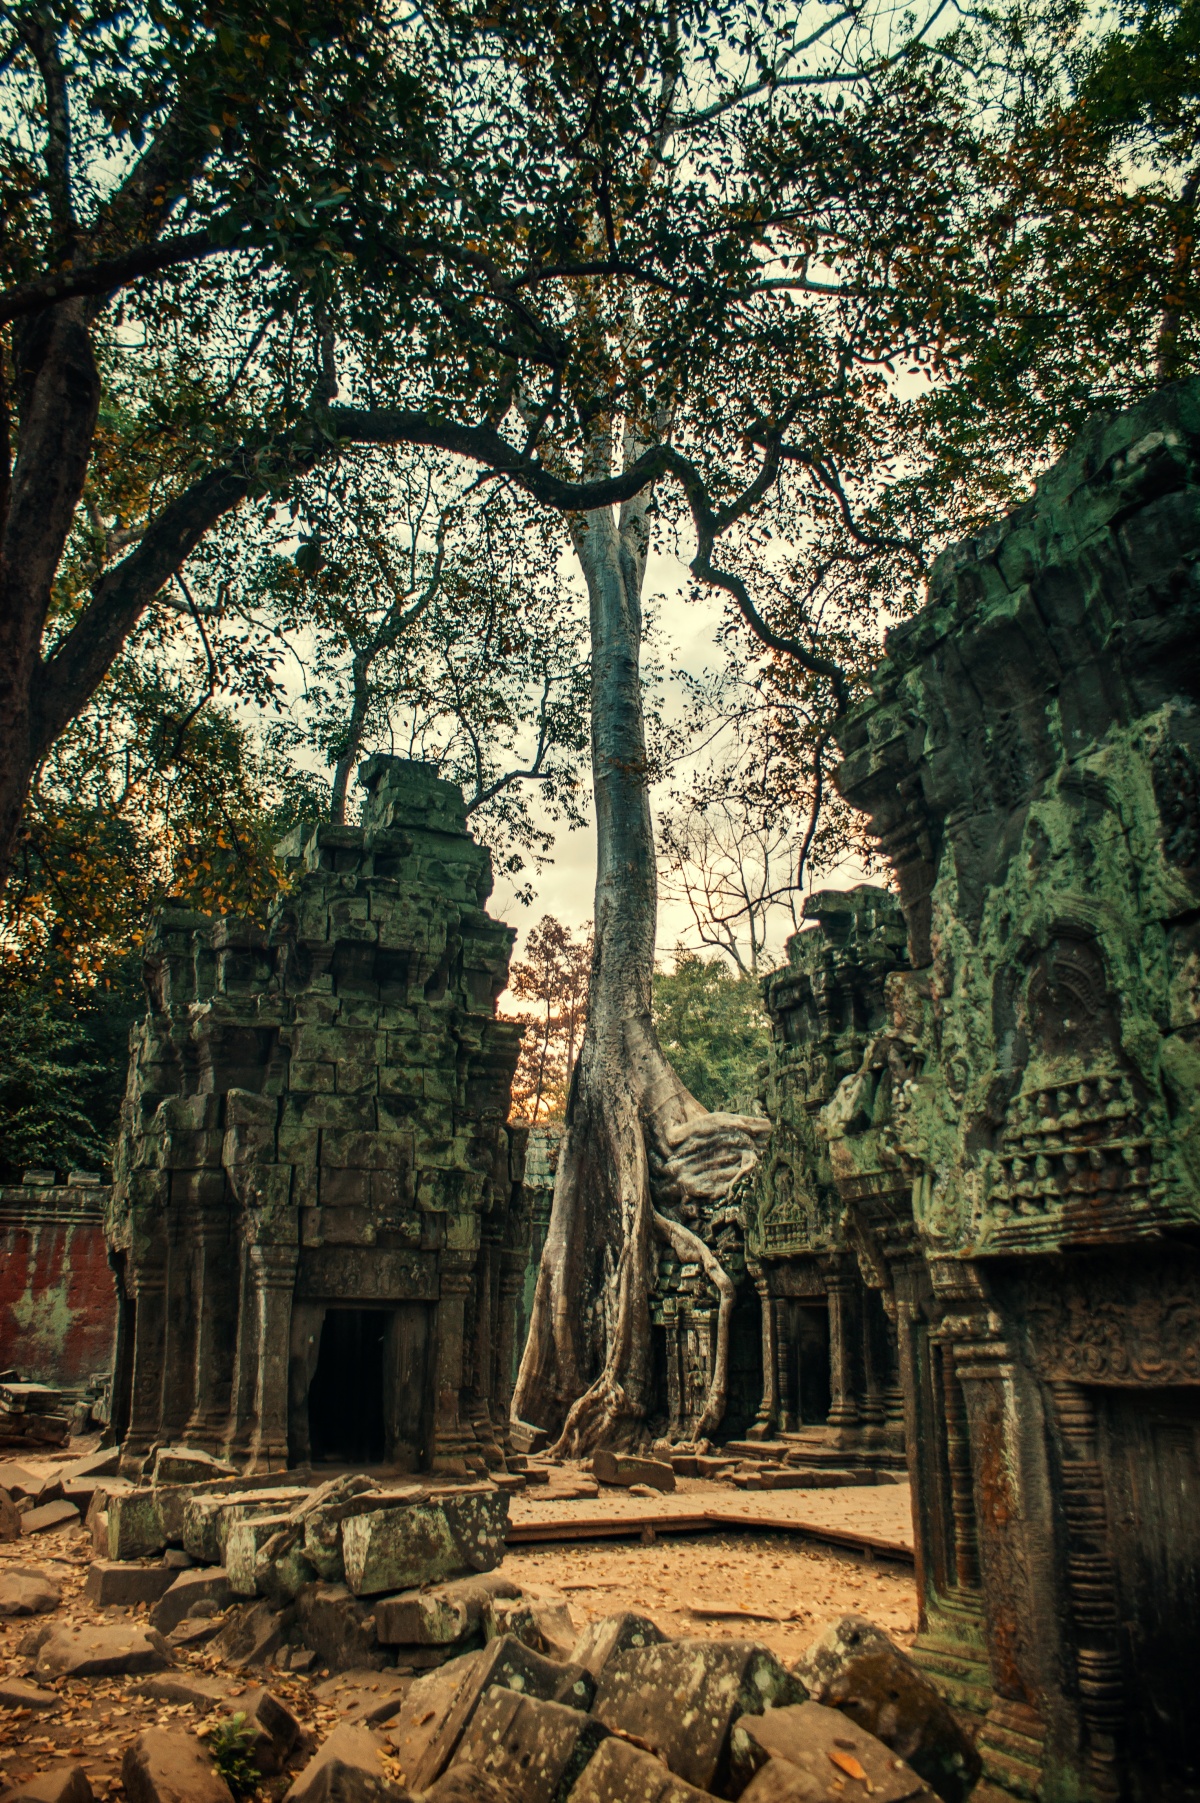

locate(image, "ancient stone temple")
(106, 757), (528, 1480)
(739, 887), (908, 1470)
(825, 382), (1200, 1802)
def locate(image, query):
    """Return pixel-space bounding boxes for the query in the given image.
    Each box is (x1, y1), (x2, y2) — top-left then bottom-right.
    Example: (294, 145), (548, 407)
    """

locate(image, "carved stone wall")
(0, 1175), (116, 1390)
(826, 382), (1200, 1802)
(107, 757), (526, 1480)
(737, 888), (909, 1466)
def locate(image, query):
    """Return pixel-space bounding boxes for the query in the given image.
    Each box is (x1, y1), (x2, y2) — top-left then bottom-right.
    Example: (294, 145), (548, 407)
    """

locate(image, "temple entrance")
(778, 1299), (832, 1427)
(307, 1308), (387, 1464)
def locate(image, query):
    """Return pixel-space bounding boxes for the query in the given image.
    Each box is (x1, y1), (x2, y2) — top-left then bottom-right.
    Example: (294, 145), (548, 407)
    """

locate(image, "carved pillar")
(1052, 1381), (1124, 1801)
(158, 1213), (197, 1445)
(775, 1297), (795, 1432)
(860, 1289), (886, 1436)
(245, 1242), (297, 1473)
(746, 1263), (777, 1440)
(430, 1260), (480, 1477)
(663, 1304), (682, 1439)
(826, 1271), (860, 1430)
(120, 1259), (168, 1473)
(941, 1349), (981, 1589)
(495, 1253), (525, 1453)
(184, 1211), (237, 1452)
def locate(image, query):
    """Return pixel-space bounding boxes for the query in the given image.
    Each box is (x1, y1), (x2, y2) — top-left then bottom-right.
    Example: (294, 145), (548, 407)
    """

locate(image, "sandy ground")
(0, 1478), (917, 1796)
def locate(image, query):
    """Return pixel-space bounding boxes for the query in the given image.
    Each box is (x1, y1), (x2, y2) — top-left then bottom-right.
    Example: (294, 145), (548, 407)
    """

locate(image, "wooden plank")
(505, 1507), (913, 1564)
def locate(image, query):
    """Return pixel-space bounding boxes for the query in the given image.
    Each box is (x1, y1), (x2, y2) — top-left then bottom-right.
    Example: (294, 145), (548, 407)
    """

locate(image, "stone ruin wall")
(740, 887), (910, 1469)
(106, 756), (530, 1481)
(0, 1173), (115, 1396)
(824, 380), (1200, 1803)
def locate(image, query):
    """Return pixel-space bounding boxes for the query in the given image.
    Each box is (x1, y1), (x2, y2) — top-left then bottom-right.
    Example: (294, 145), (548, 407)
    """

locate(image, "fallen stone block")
(0, 1676), (60, 1709)
(151, 1566), (233, 1634)
(84, 1561), (178, 1607)
(107, 1489), (165, 1560)
(423, 1768), (518, 1802)
(0, 1488), (22, 1541)
(592, 1638), (807, 1794)
(21, 1500), (80, 1536)
(226, 1513), (297, 1596)
(0, 1568), (60, 1614)
(283, 1721), (400, 1803)
(389, 1634), (594, 1792)
(483, 1594), (577, 1663)
(591, 1450), (675, 1493)
(149, 1446), (238, 1486)
(733, 1701), (938, 1801)
(122, 1726), (234, 1803)
(374, 1572), (521, 1646)
(134, 1672), (233, 1708)
(314, 1669), (412, 1726)
(566, 1736), (713, 1802)
(571, 1612), (668, 1682)
(239, 1684), (303, 1774)
(255, 1524), (318, 1603)
(183, 1489), (306, 1566)
(3, 1764), (93, 1802)
(0, 1461), (40, 1498)
(793, 1615), (980, 1803)
(299, 1477), (390, 1583)
(62, 1447), (121, 1483)
(295, 1582), (389, 1672)
(341, 1486), (508, 1598)
(453, 1688), (608, 1803)
(36, 1622), (172, 1679)
(166, 1615), (226, 1651)
(209, 1599), (290, 1670)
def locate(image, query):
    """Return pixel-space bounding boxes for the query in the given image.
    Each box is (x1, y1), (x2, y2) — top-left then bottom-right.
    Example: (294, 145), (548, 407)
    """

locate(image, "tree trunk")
(511, 476), (769, 1454)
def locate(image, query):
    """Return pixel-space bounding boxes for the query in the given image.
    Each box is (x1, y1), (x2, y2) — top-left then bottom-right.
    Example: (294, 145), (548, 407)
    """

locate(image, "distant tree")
(0, 989), (112, 1181)
(507, 917), (592, 1123)
(652, 952), (769, 1116)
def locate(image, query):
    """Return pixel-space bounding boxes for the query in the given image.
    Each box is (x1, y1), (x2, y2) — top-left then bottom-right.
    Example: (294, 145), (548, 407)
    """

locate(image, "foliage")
(506, 916), (592, 1122)
(206, 1713), (260, 1800)
(652, 950), (769, 1113)
(0, 990), (113, 1182)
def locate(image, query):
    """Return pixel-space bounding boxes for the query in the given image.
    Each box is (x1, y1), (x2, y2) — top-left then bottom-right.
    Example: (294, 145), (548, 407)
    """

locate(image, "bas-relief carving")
(822, 382), (1200, 1802)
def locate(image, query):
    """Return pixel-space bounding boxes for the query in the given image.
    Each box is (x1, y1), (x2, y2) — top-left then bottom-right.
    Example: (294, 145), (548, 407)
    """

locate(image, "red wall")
(0, 1185), (117, 1389)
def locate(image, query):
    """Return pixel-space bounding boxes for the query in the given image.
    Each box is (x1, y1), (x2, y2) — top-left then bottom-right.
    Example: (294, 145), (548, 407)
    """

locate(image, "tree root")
(652, 1208), (736, 1440)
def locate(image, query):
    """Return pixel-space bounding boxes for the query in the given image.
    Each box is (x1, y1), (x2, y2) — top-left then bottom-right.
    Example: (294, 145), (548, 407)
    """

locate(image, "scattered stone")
(149, 1446), (238, 1486)
(239, 1685), (303, 1774)
(208, 1599), (289, 1670)
(35, 1621), (172, 1678)
(106, 1489), (164, 1560)
(167, 1616), (226, 1651)
(254, 1525), (318, 1603)
(341, 1486), (508, 1598)
(453, 1688), (608, 1803)
(422, 1769), (516, 1802)
(0, 1676), (60, 1710)
(163, 1548), (193, 1568)
(484, 1594), (576, 1663)
(151, 1566), (233, 1634)
(294, 1582), (388, 1672)
(793, 1615), (981, 1803)
(592, 1638), (807, 1794)
(389, 1634), (594, 1792)
(566, 1737), (712, 1802)
(314, 1670), (412, 1726)
(134, 1672), (233, 1708)
(183, 1488), (307, 1566)
(0, 1569), (60, 1614)
(21, 1500), (80, 1535)
(0, 1488), (22, 1541)
(591, 1451), (675, 1493)
(62, 1447), (121, 1482)
(283, 1722), (395, 1803)
(122, 1727), (234, 1803)
(374, 1573), (521, 1646)
(84, 1560), (178, 1607)
(733, 1701), (938, 1801)
(571, 1612), (667, 1682)
(2, 1764), (94, 1802)
(226, 1513), (297, 1595)
(0, 1462), (40, 1498)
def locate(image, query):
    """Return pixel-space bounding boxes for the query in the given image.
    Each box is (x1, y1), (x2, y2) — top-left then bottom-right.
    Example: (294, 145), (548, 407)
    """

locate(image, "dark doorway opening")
(792, 1302), (832, 1424)
(308, 1308), (387, 1463)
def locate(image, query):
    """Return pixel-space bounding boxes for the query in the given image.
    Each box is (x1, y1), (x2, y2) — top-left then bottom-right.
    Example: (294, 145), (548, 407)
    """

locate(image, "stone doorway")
(307, 1308), (387, 1464)
(779, 1299), (832, 1427)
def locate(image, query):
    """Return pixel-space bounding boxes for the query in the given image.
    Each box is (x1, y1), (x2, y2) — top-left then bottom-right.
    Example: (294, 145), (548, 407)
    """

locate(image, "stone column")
(158, 1214), (197, 1446)
(120, 1259), (168, 1473)
(430, 1260), (480, 1477)
(860, 1290), (886, 1445)
(941, 1349), (981, 1589)
(746, 1263), (777, 1440)
(826, 1270), (860, 1430)
(495, 1253), (526, 1454)
(775, 1298), (795, 1433)
(183, 1211), (236, 1452)
(245, 1242), (297, 1473)
(1051, 1381), (1124, 1802)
